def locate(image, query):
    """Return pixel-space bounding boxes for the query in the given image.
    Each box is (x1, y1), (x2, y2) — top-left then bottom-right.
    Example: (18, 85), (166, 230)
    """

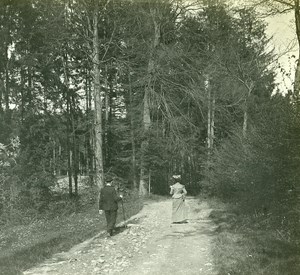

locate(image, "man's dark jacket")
(99, 185), (121, 211)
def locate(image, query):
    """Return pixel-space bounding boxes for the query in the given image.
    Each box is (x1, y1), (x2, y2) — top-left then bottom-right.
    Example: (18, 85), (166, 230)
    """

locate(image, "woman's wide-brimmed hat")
(172, 174), (181, 179)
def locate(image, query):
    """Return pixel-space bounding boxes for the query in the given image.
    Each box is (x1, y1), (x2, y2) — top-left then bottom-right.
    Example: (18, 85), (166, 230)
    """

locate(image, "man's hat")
(105, 175), (113, 183)
(172, 174), (181, 179)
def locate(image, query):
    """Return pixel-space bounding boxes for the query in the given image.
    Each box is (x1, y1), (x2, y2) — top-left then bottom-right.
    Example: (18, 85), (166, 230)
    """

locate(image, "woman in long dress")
(170, 175), (187, 223)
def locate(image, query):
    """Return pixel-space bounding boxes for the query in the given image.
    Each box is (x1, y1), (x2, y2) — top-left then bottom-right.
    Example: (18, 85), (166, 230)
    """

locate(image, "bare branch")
(273, 0), (295, 8)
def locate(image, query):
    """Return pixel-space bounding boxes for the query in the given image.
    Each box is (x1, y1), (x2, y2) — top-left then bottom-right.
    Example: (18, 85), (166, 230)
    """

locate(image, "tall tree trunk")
(92, 2), (104, 191)
(242, 105), (248, 138)
(63, 52), (73, 197)
(206, 74), (215, 182)
(53, 139), (56, 176)
(139, 89), (151, 196)
(207, 79), (211, 151)
(0, 79), (3, 114)
(104, 64), (111, 167)
(206, 75), (215, 154)
(58, 144), (62, 176)
(4, 44), (10, 112)
(128, 72), (138, 189)
(87, 127), (94, 184)
(294, 0), (300, 97)
(84, 72), (89, 175)
(139, 12), (160, 196)
(66, 95), (73, 197)
(20, 68), (25, 121)
(85, 69), (94, 183)
(27, 66), (33, 107)
(71, 94), (78, 196)
(211, 91), (215, 146)
(3, 3), (11, 121)
(242, 82), (253, 138)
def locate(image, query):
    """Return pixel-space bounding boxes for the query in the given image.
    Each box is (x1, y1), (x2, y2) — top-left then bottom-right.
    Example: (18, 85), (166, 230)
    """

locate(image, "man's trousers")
(104, 210), (118, 234)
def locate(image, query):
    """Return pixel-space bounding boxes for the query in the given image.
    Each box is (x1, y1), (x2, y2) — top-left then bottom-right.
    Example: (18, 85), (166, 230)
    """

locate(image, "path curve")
(23, 197), (218, 275)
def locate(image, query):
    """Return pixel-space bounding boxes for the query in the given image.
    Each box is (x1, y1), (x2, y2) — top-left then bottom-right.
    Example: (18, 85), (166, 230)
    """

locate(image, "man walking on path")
(99, 176), (123, 236)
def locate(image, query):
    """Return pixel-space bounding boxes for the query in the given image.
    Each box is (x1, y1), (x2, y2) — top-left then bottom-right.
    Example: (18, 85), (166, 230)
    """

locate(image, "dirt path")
(23, 197), (218, 275)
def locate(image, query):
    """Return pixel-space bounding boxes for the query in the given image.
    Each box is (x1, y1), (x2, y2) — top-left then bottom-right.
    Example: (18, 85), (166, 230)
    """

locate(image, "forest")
(0, 0), (300, 274)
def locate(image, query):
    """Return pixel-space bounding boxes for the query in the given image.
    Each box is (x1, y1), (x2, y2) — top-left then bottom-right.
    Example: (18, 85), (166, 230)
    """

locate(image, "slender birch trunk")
(207, 78), (211, 151)
(206, 75), (215, 153)
(242, 82), (253, 138)
(242, 105), (248, 137)
(206, 74), (215, 181)
(211, 90), (215, 147)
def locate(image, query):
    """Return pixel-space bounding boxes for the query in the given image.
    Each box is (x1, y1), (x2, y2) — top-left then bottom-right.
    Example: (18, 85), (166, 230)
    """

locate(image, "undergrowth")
(209, 199), (300, 275)
(0, 188), (143, 275)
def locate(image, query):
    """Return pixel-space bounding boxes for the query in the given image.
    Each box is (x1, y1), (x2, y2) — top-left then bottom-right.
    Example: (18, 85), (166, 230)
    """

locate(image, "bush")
(207, 96), (300, 236)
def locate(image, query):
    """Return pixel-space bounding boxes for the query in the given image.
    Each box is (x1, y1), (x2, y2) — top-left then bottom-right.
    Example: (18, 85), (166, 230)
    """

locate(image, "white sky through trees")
(229, 0), (297, 93)
(186, 0), (297, 93)
(265, 11), (297, 94)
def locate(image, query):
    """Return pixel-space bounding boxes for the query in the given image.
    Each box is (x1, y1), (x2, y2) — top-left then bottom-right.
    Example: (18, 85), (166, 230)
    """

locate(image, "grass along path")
(7, 194), (297, 275)
(0, 193), (142, 275)
(23, 197), (218, 275)
(210, 204), (300, 275)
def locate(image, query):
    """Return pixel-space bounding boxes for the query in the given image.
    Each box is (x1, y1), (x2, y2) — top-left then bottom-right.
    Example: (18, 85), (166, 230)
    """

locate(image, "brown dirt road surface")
(23, 197), (218, 275)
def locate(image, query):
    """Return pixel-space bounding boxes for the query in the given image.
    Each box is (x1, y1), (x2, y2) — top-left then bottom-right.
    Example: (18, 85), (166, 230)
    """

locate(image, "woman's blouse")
(170, 182), (187, 199)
